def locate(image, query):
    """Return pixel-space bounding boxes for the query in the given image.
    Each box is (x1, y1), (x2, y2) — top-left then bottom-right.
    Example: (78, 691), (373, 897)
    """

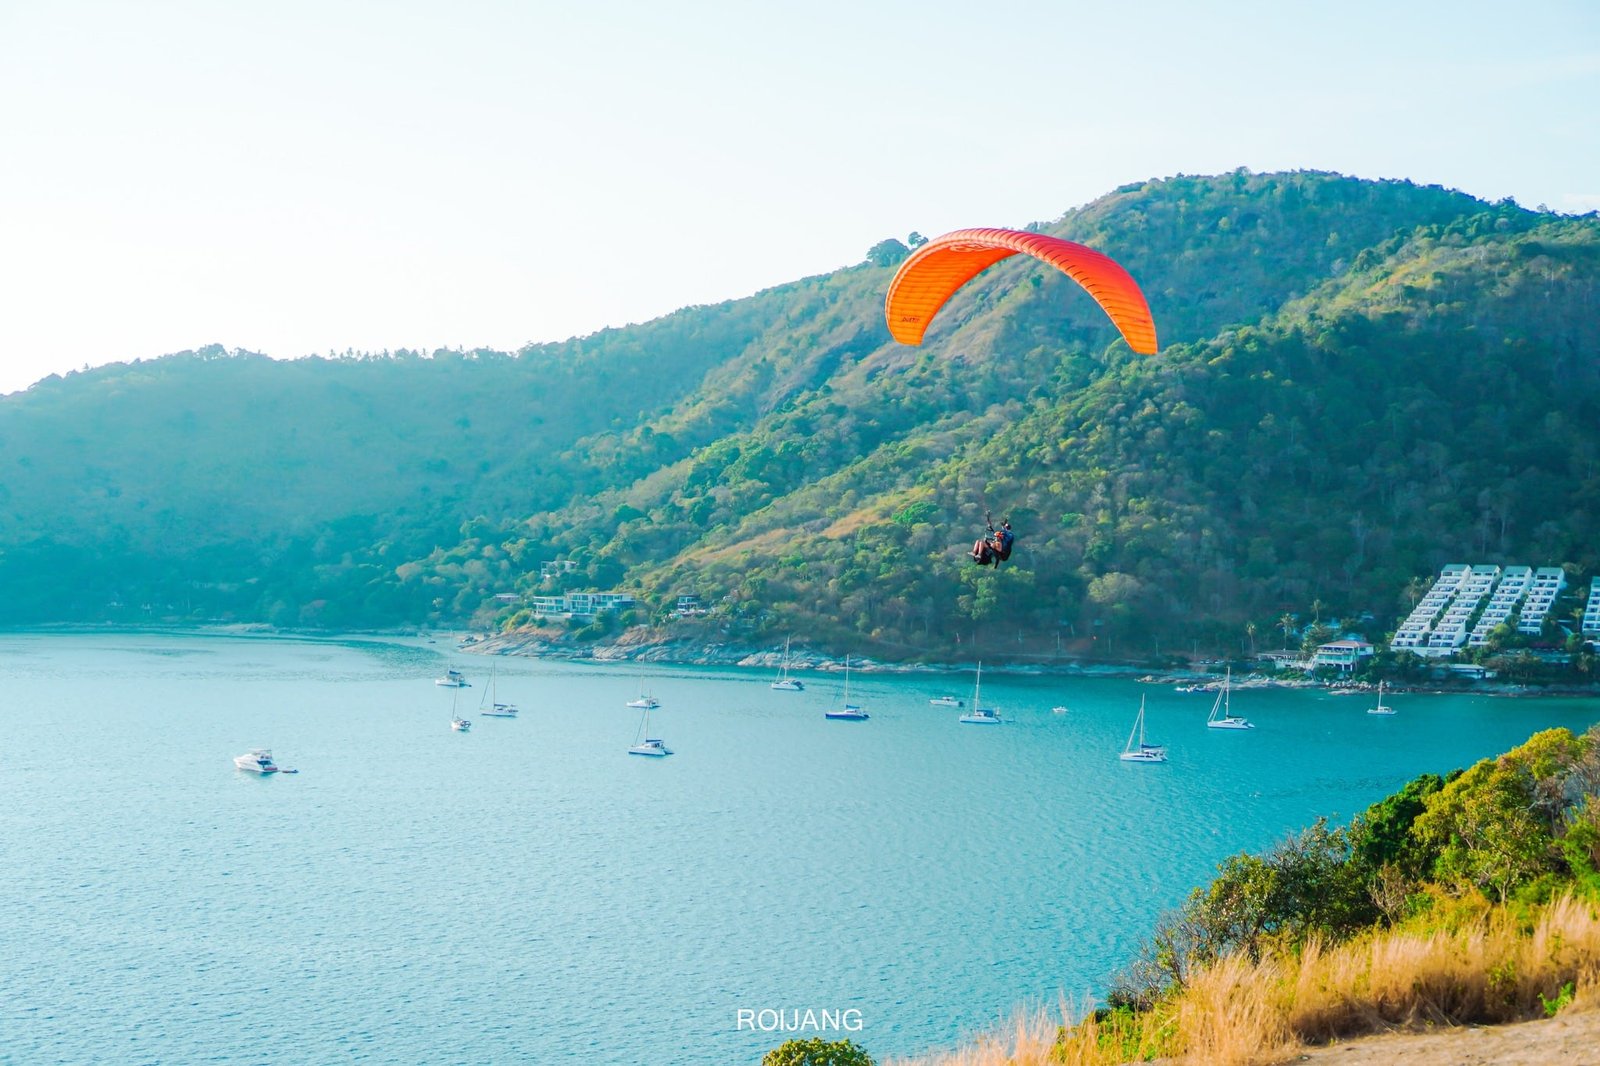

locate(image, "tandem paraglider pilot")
(971, 518), (1014, 567)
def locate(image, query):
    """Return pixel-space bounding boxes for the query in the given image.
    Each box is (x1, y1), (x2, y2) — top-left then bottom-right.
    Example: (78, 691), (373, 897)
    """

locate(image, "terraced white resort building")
(1391, 563), (1568, 657)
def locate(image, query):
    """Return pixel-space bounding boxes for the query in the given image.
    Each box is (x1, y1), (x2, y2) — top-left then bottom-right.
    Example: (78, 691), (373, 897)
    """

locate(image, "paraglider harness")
(971, 513), (1014, 567)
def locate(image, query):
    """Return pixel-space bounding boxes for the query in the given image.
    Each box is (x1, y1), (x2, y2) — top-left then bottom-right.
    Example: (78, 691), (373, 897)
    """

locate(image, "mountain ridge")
(2, 169), (1595, 659)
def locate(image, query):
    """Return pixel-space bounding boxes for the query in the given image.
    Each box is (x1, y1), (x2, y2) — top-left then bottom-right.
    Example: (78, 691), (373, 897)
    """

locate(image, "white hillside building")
(1469, 565), (1532, 647)
(1584, 578), (1600, 637)
(1426, 564), (1499, 653)
(1517, 567), (1566, 635)
(1392, 563), (1469, 651)
(1392, 563), (1575, 658)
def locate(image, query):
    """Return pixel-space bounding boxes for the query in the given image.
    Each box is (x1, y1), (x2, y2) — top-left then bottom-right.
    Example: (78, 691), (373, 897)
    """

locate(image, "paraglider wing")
(883, 227), (1158, 355)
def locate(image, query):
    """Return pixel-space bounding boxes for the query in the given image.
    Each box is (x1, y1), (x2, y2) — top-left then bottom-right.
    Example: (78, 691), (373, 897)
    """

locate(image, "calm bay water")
(1, 630), (1596, 1064)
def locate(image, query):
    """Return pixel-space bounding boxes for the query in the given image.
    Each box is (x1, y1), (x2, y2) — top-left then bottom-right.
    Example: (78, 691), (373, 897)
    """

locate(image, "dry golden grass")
(890, 894), (1600, 1066)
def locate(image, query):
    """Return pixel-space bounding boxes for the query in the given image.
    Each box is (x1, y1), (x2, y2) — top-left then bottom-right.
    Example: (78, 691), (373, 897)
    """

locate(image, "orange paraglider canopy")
(883, 228), (1158, 354)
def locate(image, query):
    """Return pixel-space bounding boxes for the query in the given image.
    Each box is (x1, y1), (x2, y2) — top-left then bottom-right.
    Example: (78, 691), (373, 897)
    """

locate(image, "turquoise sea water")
(1, 631), (1596, 1065)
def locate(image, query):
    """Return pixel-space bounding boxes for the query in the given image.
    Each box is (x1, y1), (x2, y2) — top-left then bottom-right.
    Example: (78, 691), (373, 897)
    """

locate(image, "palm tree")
(1245, 620), (1258, 656)
(1278, 613), (1296, 650)
(1404, 575), (1430, 611)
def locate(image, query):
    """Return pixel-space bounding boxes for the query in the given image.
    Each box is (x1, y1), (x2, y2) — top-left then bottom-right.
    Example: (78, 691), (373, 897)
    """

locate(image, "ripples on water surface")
(1, 631), (1595, 1063)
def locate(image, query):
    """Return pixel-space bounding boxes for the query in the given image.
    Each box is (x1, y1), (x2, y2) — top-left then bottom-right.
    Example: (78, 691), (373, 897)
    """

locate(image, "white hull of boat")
(771, 637), (804, 690)
(1120, 748), (1168, 763)
(1121, 695), (1166, 762)
(1205, 668), (1251, 730)
(233, 750), (280, 773)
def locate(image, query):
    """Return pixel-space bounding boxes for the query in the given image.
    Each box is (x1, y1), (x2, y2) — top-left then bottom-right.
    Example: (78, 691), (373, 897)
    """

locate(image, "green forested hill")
(3, 170), (1595, 659)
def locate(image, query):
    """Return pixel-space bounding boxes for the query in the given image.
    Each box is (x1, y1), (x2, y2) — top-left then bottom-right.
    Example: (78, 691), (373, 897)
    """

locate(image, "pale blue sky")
(2, 0), (1596, 394)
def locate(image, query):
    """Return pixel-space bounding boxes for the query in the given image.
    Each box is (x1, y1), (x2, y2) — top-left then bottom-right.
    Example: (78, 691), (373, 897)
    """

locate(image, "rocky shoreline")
(455, 630), (1600, 697)
(460, 628), (1157, 677)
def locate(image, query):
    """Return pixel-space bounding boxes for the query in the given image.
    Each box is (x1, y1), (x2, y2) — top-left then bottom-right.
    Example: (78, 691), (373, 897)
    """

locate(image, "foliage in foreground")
(763, 1037), (876, 1066)
(890, 894), (1600, 1066)
(889, 725), (1600, 1065)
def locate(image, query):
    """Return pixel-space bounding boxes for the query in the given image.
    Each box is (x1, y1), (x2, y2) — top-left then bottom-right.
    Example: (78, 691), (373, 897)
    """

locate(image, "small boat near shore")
(1120, 697), (1167, 763)
(478, 663), (518, 717)
(628, 704), (672, 756)
(771, 637), (805, 691)
(929, 695), (964, 707)
(1206, 668), (1254, 730)
(825, 656), (869, 720)
(957, 662), (1003, 724)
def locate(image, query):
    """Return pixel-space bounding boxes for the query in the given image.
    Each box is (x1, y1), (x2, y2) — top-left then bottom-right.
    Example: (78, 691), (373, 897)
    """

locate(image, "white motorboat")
(771, 637), (805, 691)
(1367, 681), (1396, 716)
(1206, 668), (1253, 729)
(435, 667), (470, 688)
(233, 749), (280, 773)
(628, 705), (672, 756)
(957, 662), (1003, 724)
(1120, 696), (1168, 763)
(929, 695), (964, 707)
(824, 656), (869, 720)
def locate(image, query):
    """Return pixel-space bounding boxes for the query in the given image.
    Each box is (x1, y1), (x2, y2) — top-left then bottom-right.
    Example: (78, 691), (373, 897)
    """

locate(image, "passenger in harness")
(970, 517), (1014, 567)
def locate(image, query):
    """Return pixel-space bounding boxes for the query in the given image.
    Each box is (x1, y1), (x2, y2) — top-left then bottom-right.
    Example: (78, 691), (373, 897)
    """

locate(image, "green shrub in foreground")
(761, 1036), (875, 1066)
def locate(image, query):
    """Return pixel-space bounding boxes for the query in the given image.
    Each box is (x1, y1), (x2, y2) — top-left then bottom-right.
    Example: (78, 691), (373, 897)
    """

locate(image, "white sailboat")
(824, 656), (869, 720)
(478, 662), (518, 717)
(627, 704), (672, 756)
(957, 662), (1002, 724)
(434, 667), (470, 687)
(450, 687), (471, 732)
(1367, 681), (1396, 716)
(771, 637), (805, 691)
(1120, 696), (1167, 762)
(624, 666), (660, 709)
(1205, 668), (1253, 729)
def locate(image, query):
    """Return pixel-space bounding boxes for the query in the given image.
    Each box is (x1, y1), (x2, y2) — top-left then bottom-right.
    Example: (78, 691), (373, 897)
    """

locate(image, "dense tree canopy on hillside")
(2, 170), (1596, 661)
